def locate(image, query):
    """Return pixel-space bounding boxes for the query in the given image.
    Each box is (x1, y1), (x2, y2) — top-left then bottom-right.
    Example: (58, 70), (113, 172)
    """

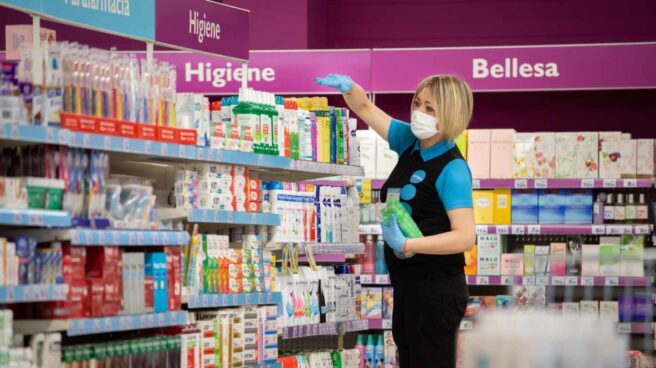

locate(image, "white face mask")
(410, 110), (439, 139)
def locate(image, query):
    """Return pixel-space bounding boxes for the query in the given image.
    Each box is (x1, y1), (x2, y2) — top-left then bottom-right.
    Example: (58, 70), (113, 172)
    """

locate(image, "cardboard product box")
(501, 253), (524, 276)
(534, 245), (550, 277)
(512, 285), (545, 311)
(600, 140), (622, 179)
(490, 129), (515, 179)
(533, 132), (556, 178)
(5, 25), (56, 60)
(566, 236), (583, 276)
(363, 287), (383, 319)
(620, 139), (637, 178)
(581, 244), (600, 276)
(555, 132), (577, 178)
(599, 242), (621, 277)
(511, 189), (538, 224)
(145, 252), (168, 313)
(473, 190), (494, 224)
(524, 245), (535, 276)
(549, 243), (567, 276)
(562, 302), (580, 316)
(538, 189), (566, 224)
(493, 189), (512, 224)
(383, 287), (394, 320)
(636, 139), (654, 177)
(477, 235), (502, 276)
(467, 129), (492, 179)
(357, 130), (378, 179)
(600, 301), (619, 322)
(620, 235), (644, 277)
(384, 331), (397, 368)
(564, 189), (593, 224)
(576, 132), (599, 178)
(580, 300), (599, 319)
(513, 133), (535, 179)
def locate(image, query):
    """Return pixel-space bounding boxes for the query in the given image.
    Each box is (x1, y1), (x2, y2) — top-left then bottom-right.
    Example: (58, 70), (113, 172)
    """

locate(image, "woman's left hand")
(381, 214), (407, 253)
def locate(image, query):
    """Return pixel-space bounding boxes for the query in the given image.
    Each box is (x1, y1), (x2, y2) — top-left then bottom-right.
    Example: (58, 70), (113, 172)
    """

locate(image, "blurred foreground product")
(461, 311), (627, 368)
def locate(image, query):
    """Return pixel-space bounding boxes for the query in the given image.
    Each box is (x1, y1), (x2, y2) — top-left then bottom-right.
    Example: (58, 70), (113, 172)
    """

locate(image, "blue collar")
(412, 139), (456, 161)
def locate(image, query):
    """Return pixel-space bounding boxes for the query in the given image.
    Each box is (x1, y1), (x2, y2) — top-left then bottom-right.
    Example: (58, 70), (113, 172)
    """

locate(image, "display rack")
(465, 275), (652, 287)
(360, 224), (654, 236)
(282, 319), (371, 339)
(0, 284), (68, 303)
(158, 208), (281, 226)
(299, 243), (365, 255)
(0, 209), (72, 228)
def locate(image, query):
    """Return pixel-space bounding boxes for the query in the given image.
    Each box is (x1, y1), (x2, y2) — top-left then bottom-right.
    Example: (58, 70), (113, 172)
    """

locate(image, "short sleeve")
(387, 119), (416, 155)
(435, 159), (474, 211)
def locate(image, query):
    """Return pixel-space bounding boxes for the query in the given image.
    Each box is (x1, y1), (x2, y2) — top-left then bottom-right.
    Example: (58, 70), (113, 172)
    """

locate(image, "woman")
(316, 74), (476, 368)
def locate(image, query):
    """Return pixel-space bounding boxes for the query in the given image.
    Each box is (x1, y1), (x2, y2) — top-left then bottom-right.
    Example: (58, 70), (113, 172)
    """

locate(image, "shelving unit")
(186, 292), (282, 309)
(158, 208), (281, 226)
(282, 319), (371, 339)
(0, 284), (68, 303)
(360, 224), (654, 236)
(299, 243), (365, 255)
(465, 275), (652, 287)
(0, 209), (71, 228)
(368, 178), (654, 190)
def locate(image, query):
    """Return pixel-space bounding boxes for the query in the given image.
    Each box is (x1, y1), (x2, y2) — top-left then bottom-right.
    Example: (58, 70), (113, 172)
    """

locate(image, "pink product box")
(5, 25), (56, 60)
(533, 132), (556, 178)
(490, 129), (515, 179)
(501, 253), (524, 276)
(467, 129), (492, 179)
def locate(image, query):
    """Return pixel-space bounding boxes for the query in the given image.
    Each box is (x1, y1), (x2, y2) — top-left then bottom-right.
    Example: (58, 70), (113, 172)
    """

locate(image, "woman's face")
(412, 88), (436, 117)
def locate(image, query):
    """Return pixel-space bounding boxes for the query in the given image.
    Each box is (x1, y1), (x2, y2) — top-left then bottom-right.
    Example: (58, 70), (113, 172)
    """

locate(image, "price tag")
(151, 232), (160, 245)
(23, 287), (34, 301)
(246, 293), (252, 304)
(635, 225), (650, 235)
(603, 179), (617, 188)
(232, 294), (238, 305)
(215, 150), (223, 162)
(581, 179), (595, 188)
(523, 277), (536, 285)
(535, 179), (548, 189)
(552, 276), (565, 285)
(476, 226), (488, 235)
(104, 317), (113, 331)
(80, 134), (91, 148)
(565, 276), (579, 286)
(140, 315), (149, 328)
(622, 226), (633, 235)
(144, 140), (152, 154)
(177, 231), (185, 245)
(617, 323), (632, 334)
(197, 148), (205, 160)
(501, 276), (515, 285)
(528, 225), (541, 235)
(10, 125), (19, 139)
(460, 320), (473, 330)
(28, 213), (44, 226)
(592, 225), (606, 235)
(221, 294), (228, 306)
(161, 144), (168, 156)
(375, 275), (389, 284)
(360, 275), (372, 284)
(226, 212), (234, 223)
(103, 136), (111, 150)
(112, 231), (121, 245)
(13, 212), (22, 225)
(496, 225), (510, 235)
(513, 179), (528, 189)
(512, 225), (525, 235)
(476, 276), (489, 285)
(605, 277), (619, 286)
(146, 314), (154, 327)
(250, 213), (257, 224)
(383, 320), (393, 329)
(581, 277), (594, 286)
(84, 231), (93, 245)
(120, 138), (129, 152)
(608, 225), (622, 235)
(536, 276), (549, 286)
(97, 231), (106, 245)
(46, 128), (55, 143)
(472, 180), (481, 189)
(624, 179), (637, 188)
(128, 232), (136, 245)
(258, 155), (265, 166)
(201, 210), (209, 222)
(157, 313), (166, 326)
(5, 288), (14, 303)
(93, 319), (102, 333)
(178, 145), (186, 158)
(119, 317), (131, 330)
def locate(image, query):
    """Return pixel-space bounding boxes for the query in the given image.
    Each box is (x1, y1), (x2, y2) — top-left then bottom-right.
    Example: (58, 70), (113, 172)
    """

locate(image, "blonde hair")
(412, 75), (473, 141)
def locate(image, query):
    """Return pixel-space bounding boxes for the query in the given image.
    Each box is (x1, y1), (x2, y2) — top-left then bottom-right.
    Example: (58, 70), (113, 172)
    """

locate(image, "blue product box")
(538, 189), (566, 224)
(564, 189), (593, 224)
(145, 252), (168, 313)
(511, 189), (539, 224)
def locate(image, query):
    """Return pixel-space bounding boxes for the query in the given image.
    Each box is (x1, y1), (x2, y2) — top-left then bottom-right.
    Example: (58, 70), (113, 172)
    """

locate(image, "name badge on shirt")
(387, 188), (401, 202)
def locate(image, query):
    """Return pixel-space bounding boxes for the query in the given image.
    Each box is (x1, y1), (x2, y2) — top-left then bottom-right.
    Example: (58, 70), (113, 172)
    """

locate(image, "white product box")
(600, 301), (619, 322)
(600, 141), (622, 179)
(555, 133), (577, 178)
(576, 132), (599, 178)
(533, 132), (556, 178)
(620, 139), (637, 178)
(581, 244), (600, 276)
(580, 300), (599, 319)
(637, 139), (655, 177)
(562, 302), (580, 316)
(357, 130), (378, 179)
(375, 135), (399, 179)
(513, 133), (535, 178)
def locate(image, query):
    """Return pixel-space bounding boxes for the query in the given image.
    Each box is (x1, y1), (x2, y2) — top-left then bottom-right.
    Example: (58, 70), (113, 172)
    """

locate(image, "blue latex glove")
(381, 214), (407, 253)
(315, 74), (354, 93)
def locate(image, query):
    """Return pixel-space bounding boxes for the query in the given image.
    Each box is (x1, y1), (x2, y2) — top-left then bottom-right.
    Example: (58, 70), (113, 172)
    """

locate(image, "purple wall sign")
(154, 50), (372, 94)
(155, 0), (250, 61)
(371, 43), (656, 93)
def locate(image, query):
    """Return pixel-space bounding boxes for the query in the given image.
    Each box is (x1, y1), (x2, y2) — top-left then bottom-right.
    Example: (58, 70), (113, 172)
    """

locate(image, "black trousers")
(392, 273), (469, 368)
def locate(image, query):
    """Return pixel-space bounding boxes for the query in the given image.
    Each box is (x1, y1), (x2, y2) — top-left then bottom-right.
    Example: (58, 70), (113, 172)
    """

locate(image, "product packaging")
(555, 132), (577, 178)
(576, 132), (599, 178)
(467, 129), (491, 179)
(534, 245), (550, 276)
(549, 243), (567, 276)
(523, 245), (535, 276)
(580, 300), (599, 319)
(473, 190), (494, 224)
(581, 244), (600, 276)
(512, 133), (535, 178)
(511, 190), (539, 224)
(381, 199), (422, 259)
(599, 239), (621, 277)
(538, 189), (566, 224)
(512, 285), (545, 311)
(620, 235), (644, 277)
(564, 189), (593, 224)
(477, 235), (502, 276)
(490, 129), (515, 178)
(636, 139), (654, 177)
(493, 189), (511, 224)
(501, 253), (524, 276)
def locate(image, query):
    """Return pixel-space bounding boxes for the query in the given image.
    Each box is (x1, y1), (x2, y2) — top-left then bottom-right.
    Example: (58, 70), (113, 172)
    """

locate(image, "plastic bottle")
(381, 199), (422, 259)
(374, 335), (385, 368)
(331, 350), (342, 368)
(297, 98), (314, 161)
(375, 235), (387, 275)
(232, 88), (257, 153)
(354, 335), (366, 368)
(363, 235), (375, 275)
(268, 93), (280, 156)
(637, 193), (649, 224)
(276, 95), (288, 157)
(285, 99), (300, 159)
(365, 335), (375, 368)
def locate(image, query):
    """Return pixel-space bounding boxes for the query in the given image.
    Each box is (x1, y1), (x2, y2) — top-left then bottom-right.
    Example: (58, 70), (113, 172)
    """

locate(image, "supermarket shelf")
(299, 254), (347, 263)
(69, 229), (189, 246)
(366, 319), (472, 331)
(13, 319), (70, 335)
(67, 311), (189, 336)
(342, 319), (373, 333)
(158, 208), (281, 226)
(299, 243), (365, 255)
(359, 224), (383, 235)
(0, 209), (71, 228)
(0, 124), (364, 179)
(359, 274), (391, 285)
(187, 292), (282, 309)
(0, 284), (68, 303)
(465, 275), (652, 287)
(472, 178), (654, 190)
(282, 322), (340, 338)
(617, 322), (653, 334)
(475, 224), (653, 235)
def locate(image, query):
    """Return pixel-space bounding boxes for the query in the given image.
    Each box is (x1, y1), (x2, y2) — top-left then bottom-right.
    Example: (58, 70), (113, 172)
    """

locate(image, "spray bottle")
(275, 95), (287, 157)
(375, 235), (387, 274)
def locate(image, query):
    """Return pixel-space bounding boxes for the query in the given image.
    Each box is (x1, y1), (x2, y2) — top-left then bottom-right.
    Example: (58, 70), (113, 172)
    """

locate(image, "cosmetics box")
(490, 129), (515, 179)
(619, 293), (650, 322)
(493, 189), (512, 224)
(620, 139), (637, 178)
(581, 244), (600, 276)
(384, 331), (397, 368)
(467, 129), (492, 179)
(363, 287), (383, 319)
(534, 245), (550, 276)
(357, 130), (377, 179)
(512, 133), (535, 178)
(636, 139), (654, 177)
(383, 287), (394, 320)
(145, 252), (168, 313)
(512, 285), (545, 311)
(620, 235), (644, 277)
(477, 253), (501, 276)
(564, 189), (593, 224)
(580, 300), (599, 319)
(523, 245), (535, 276)
(533, 132), (556, 178)
(464, 245), (477, 275)
(562, 302), (580, 316)
(566, 237), (583, 276)
(576, 132), (599, 178)
(538, 189), (566, 224)
(501, 253), (524, 276)
(600, 301), (619, 322)
(473, 190), (494, 224)
(511, 189), (538, 224)
(599, 241), (621, 277)
(555, 132), (577, 178)
(599, 132), (622, 146)
(549, 243), (567, 276)
(455, 131), (468, 159)
(600, 140), (622, 179)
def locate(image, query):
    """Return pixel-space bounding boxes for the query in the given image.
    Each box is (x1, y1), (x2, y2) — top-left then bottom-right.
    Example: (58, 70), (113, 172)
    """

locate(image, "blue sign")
(0, 0), (41, 12)
(41, 0), (155, 41)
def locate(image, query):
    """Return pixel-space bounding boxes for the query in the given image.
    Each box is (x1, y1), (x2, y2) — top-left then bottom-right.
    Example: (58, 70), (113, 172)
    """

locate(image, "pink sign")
(154, 50), (372, 94)
(371, 43), (656, 92)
